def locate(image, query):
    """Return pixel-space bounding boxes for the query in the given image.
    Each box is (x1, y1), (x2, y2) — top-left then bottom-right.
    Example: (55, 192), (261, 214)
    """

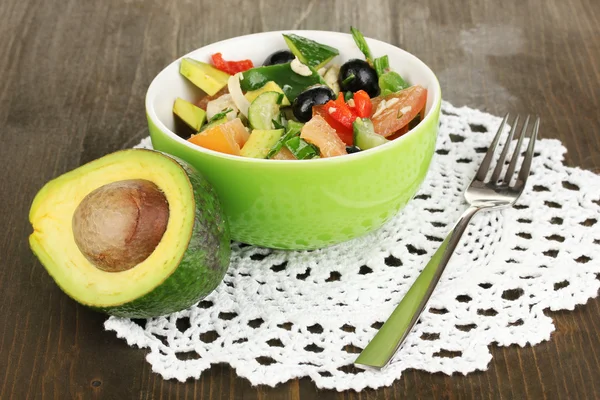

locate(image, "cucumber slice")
(353, 118), (388, 150)
(283, 34), (339, 70)
(240, 129), (284, 158)
(245, 81), (291, 106)
(248, 91), (281, 130)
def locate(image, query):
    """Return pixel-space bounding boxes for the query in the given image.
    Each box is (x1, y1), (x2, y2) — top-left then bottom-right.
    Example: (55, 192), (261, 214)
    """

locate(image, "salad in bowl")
(172, 28), (428, 160)
(146, 29), (440, 249)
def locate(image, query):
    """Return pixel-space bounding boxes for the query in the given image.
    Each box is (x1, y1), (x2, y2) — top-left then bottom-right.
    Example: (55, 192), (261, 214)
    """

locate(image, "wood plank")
(0, 0), (598, 398)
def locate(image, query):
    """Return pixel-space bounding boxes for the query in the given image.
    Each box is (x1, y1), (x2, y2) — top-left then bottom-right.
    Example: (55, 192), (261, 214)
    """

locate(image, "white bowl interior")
(146, 30), (441, 155)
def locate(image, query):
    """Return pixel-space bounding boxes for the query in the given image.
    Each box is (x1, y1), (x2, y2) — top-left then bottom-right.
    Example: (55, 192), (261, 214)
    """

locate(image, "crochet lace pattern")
(105, 102), (600, 391)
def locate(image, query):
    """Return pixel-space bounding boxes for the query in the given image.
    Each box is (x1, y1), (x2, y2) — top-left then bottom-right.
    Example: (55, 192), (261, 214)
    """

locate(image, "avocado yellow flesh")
(173, 97), (207, 132)
(180, 58), (230, 96)
(241, 129), (284, 159)
(29, 149), (230, 317)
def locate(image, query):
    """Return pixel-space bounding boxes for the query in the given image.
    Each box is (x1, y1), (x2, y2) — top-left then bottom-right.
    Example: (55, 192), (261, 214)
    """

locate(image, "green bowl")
(146, 30), (441, 250)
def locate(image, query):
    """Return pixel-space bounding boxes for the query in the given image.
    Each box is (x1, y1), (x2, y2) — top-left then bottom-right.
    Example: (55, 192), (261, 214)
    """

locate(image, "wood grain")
(1, 0), (599, 398)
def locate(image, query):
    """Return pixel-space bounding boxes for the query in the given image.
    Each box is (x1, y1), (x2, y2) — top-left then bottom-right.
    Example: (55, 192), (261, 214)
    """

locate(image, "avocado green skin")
(95, 157), (231, 318)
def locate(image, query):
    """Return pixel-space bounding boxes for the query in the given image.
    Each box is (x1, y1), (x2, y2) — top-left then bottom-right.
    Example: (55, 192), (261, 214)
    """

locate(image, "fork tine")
(516, 116), (540, 184)
(490, 115), (519, 183)
(504, 115), (530, 182)
(475, 113), (508, 181)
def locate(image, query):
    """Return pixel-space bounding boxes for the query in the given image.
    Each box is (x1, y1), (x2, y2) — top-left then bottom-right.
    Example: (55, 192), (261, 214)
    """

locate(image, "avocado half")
(29, 149), (231, 318)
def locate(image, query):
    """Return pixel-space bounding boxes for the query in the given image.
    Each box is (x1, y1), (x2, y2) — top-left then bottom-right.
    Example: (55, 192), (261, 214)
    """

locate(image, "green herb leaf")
(285, 120), (304, 136)
(284, 136), (319, 159)
(208, 108), (233, 123)
(276, 93), (284, 105)
(350, 27), (373, 63)
(374, 55), (390, 77)
(342, 74), (356, 86)
(378, 72), (409, 94)
(272, 118), (285, 130)
(266, 120), (304, 159)
(344, 91), (354, 102)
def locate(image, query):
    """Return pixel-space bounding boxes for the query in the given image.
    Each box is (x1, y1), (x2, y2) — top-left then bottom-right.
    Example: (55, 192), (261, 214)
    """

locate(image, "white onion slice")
(227, 73), (250, 117)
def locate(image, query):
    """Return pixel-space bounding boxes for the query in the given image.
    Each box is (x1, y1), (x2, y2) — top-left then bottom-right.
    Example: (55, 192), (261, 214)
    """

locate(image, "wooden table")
(1, 0), (599, 398)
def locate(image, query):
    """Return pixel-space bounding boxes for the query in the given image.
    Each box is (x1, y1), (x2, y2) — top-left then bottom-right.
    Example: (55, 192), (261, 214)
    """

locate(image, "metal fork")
(355, 114), (541, 370)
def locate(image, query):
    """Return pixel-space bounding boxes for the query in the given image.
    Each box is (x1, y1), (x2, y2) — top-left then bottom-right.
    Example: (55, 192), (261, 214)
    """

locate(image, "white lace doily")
(105, 102), (600, 391)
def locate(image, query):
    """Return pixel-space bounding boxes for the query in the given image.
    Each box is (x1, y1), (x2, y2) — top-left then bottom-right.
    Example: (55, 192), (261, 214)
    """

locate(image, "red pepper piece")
(323, 94), (358, 130)
(353, 90), (372, 118)
(211, 53), (254, 75)
(312, 105), (353, 145)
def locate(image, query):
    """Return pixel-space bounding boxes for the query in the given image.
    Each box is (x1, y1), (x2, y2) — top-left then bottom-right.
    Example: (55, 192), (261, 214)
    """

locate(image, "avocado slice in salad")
(180, 58), (230, 96)
(283, 34), (339, 70)
(173, 97), (207, 132)
(240, 129), (284, 158)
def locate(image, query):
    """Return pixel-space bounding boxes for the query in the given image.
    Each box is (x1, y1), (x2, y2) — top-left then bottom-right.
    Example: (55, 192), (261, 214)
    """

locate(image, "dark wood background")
(1, 0), (599, 398)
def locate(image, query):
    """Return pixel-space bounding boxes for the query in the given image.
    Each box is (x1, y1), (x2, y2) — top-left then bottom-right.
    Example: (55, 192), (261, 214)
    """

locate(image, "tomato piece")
(272, 147), (297, 160)
(353, 90), (372, 118)
(301, 115), (347, 158)
(387, 103), (427, 140)
(371, 85), (427, 137)
(188, 118), (249, 155)
(211, 53), (254, 75)
(312, 105), (353, 145)
(227, 118), (250, 148)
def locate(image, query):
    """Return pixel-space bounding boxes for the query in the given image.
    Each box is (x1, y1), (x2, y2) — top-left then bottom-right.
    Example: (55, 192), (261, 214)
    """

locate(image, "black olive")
(346, 145), (361, 154)
(339, 59), (380, 97)
(292, 86), (336, 123)
(263, 50), (295, 66)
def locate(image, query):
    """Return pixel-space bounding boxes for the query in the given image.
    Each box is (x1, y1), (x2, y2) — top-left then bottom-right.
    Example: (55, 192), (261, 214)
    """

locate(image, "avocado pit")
(72, 179), (169, 272)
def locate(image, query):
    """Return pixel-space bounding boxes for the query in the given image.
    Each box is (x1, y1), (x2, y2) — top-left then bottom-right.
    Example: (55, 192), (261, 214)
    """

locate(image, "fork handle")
(355, 206), (481, 370)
